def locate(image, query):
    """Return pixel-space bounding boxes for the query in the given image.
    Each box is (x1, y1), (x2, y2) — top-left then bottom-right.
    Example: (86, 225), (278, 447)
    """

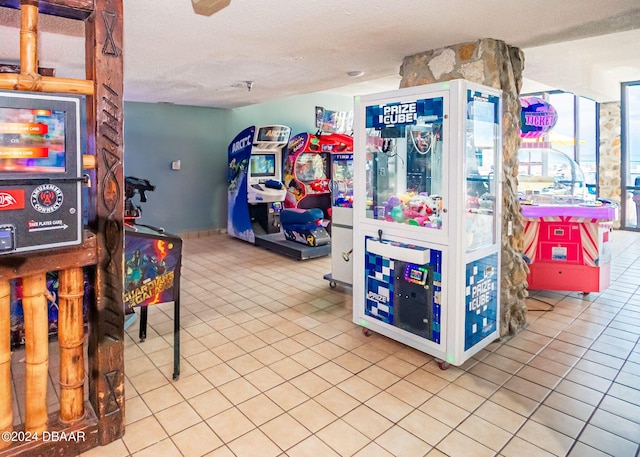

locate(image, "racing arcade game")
(228, 126), (329, 259)
(228, 125), (289, 242)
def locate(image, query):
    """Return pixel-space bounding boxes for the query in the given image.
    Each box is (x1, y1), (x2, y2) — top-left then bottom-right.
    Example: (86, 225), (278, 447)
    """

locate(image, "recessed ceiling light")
(347, 71), (365, 77)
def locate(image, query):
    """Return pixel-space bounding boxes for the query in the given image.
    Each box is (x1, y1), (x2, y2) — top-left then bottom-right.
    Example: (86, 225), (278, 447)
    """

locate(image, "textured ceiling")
(0, 1), (639, 108)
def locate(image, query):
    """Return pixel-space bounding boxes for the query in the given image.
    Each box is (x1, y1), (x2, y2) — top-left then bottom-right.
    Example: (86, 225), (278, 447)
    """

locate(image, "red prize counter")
(522, 203), (617, 293)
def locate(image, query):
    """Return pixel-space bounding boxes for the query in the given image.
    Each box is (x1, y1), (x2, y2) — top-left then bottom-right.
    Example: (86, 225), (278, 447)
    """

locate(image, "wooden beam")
(0, 63), (55, 76)
(21, 274), (49, 434)
(20, 1), (38, 75)
(0, 73), (94, 94)
(0, 402), (99, 456)
(0, 0), (94, 21)
(58, 267), (86, 424)
(0, 232), (97, 281)
(85, 0), (125, 445)
(0, 281), (11, 451)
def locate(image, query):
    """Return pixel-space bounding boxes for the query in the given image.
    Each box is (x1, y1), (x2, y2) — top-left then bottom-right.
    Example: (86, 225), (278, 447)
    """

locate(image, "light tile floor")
(63, 229), (640, 456)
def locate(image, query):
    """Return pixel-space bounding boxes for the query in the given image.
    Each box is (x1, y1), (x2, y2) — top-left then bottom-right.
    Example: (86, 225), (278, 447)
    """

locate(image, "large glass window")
(578, 98), (597, 193)
(548, 92), (576, 158)
(622, 81), (640, 229)
(521, 91), (598, 195)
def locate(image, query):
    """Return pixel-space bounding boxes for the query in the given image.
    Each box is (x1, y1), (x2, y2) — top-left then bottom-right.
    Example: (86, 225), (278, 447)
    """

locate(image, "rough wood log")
(58, 268), (85, 423)
(21, 274), (49, 434)
(0, 280), (11, 450)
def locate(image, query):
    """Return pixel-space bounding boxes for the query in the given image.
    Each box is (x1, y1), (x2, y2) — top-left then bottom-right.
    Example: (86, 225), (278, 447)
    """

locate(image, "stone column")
(400, 38), (528, 337)
(598, 102), (622, 228)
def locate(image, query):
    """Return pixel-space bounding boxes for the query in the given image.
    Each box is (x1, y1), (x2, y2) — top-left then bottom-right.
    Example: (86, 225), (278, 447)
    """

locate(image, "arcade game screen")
(295, 153), (329, 182)
(0, 106), (66, 173)
(249, 154), (276, 177)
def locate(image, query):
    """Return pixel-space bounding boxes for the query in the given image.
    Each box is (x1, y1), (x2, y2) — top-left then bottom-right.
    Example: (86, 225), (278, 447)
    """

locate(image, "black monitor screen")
(250, 154), (276, 177)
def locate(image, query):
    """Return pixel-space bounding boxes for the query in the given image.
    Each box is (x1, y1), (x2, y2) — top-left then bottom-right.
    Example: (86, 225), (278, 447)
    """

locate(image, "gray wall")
(123, 102), (231, 233)
(230, 92), (354, 136)
(123, 92), (353, 234)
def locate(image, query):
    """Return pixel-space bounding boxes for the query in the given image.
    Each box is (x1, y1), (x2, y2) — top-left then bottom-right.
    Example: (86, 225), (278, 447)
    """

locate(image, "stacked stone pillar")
(598, 102), (622, 228)
(399, 38), (528, 336)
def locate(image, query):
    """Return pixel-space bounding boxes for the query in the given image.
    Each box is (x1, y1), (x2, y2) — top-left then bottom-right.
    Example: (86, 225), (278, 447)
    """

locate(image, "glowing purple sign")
(520, 97), (558, 138)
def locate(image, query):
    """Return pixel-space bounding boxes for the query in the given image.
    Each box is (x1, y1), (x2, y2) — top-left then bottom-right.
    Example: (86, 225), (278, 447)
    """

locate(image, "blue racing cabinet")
(352, 80), (502, 367)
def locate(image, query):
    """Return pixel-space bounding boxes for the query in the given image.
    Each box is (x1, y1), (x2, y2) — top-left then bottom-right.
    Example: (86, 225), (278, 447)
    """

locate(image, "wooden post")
(85, 0), (126, 444)
(58, 268), (85, 423)
(21, 274), (49, 434)
(20, 0), (38, 75)
(0, 280), (12, 450)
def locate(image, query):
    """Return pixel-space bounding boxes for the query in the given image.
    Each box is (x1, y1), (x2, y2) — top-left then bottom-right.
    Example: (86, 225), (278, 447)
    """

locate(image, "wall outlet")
(171, 160), (181, 170)
(507, 220), (513, 236)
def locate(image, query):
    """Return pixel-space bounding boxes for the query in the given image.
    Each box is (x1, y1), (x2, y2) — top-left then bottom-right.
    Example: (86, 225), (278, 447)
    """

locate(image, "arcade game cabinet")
(228, 125), (330, 260)
(517, 97), (616, 294)
(352, 80), (502, 368)
(322, 137), (355, 288)
(283, 132), (351, 219)
(1, 90), (87, 346)
(228, 125), (290, 243)
(0, 90), (84, 255)
(282, 132), (352, 248)
(124, 176), (182, 379)
(518, 148), (616, 293)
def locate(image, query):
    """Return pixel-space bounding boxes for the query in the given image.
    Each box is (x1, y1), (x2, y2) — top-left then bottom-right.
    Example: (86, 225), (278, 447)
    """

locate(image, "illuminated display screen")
(404, 264), (428, 285)
(295, 152), (328, 182)
(250, 154), (276, 177)
(0, 107), (66, 173)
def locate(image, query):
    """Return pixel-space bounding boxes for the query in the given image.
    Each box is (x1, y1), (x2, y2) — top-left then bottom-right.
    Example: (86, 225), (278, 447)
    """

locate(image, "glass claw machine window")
(364, 100), (445, 232)
(465, 96), (500, 252)
(353, 80), (502, 367)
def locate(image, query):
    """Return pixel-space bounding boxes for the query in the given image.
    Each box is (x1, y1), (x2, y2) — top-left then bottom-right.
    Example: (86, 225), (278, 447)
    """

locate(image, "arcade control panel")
(0, 181), (82, 255)
(393, 261), (433, 338)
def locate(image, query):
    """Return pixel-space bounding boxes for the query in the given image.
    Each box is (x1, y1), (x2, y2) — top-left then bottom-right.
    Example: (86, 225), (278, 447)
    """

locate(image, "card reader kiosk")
(0, 90), (85, 255)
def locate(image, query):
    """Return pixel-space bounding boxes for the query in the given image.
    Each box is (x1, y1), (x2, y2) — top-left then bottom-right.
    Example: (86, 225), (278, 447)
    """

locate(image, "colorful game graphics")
(124, 233), (179, 311)
(284, 132), (353, 216)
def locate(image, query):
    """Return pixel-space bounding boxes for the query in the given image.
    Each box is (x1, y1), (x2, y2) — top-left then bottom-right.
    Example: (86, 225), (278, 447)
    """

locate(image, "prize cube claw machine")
(352, 80), (502, 367)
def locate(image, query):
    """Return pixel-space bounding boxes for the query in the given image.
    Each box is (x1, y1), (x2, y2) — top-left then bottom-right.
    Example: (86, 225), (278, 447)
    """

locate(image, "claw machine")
(352, 80), (502, 367)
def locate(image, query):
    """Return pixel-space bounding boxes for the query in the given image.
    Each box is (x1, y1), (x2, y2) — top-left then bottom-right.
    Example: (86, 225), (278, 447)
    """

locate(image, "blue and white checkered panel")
(365, 247), (394, 325)
(365, 277), (393, 324)
(429, 248), (443, 343)
(464, 253), (499, 351)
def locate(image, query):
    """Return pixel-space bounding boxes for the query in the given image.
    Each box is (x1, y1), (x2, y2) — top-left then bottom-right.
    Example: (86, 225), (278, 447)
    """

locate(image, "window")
(622, 81), (640, 229)
(521, 91), (598, 194)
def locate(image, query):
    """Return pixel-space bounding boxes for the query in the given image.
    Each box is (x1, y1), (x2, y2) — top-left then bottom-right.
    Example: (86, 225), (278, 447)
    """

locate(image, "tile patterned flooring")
(63, 230), (640, 455)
